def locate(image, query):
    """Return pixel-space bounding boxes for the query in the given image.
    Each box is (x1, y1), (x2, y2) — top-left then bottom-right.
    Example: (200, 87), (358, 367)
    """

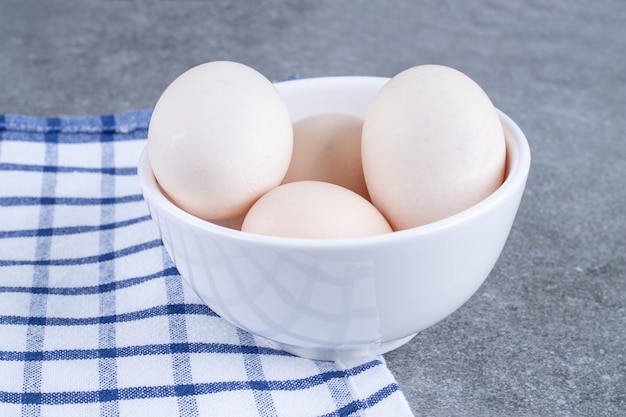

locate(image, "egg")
(241, 181), (392, 239)
(361, 64), (506, 230)
(148, 61), (293, 221)
(282, 113), (370, 200)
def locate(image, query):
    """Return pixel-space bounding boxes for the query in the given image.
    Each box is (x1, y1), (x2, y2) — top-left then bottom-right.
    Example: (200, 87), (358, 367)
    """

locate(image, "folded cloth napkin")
(0, 112), (414, 417)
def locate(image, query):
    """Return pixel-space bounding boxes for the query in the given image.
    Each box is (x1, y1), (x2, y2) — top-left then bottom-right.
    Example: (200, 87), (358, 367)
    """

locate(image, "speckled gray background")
(1, 1), (624, 415)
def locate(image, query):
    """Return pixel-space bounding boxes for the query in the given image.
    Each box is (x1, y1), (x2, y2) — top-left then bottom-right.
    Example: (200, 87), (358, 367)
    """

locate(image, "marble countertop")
(2, 1), (624, 415)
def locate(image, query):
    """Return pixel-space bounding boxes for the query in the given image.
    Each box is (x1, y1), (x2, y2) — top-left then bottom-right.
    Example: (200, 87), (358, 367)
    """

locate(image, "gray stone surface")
(1, 0), (624, 415)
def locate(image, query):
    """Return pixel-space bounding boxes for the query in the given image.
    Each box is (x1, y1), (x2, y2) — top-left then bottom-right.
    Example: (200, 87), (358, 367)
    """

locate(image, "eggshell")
(148, 61), (293, 221)
(282, 113), (370, 200)
(361, 64), (506, 230)
(241, 181), (392, 239)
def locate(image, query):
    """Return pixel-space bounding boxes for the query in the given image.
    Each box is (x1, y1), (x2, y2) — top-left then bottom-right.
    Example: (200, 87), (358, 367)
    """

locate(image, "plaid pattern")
(0, 112), (414, 417)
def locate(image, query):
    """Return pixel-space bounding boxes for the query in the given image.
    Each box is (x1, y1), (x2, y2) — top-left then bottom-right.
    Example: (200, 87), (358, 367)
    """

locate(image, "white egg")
(148, 61), (293, 221)
(362, 64), (506, 230)
(241, 181), (392, 239)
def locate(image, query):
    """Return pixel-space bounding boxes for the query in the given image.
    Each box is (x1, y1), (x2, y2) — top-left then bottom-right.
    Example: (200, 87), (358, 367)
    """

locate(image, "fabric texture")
(0, 111), (414, 417)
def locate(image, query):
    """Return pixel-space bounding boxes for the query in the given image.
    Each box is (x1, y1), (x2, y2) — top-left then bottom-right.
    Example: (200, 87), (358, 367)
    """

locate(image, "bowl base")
(256, 333), (418, 362)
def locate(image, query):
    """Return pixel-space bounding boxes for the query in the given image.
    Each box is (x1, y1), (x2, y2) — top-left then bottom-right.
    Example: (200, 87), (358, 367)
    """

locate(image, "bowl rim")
(138, 75), (531, 250)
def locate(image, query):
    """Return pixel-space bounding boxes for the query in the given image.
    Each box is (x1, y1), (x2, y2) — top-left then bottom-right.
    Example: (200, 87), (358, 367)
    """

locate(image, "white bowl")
(138, 76), (531, 361)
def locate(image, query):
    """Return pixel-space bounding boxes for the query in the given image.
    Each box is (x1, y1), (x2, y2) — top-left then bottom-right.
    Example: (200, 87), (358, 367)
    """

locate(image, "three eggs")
(148, 61), (506, 238)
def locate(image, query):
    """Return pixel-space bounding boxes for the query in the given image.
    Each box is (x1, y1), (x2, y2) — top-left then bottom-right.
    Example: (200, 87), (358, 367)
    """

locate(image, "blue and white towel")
(0, 112), (414, 417)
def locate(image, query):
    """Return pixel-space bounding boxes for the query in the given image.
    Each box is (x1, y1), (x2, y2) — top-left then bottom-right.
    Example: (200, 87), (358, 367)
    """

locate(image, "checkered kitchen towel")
(0, 111), (414, 417)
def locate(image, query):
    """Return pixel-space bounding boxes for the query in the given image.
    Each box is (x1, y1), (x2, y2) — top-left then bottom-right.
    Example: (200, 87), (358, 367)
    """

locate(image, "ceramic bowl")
(137, 76), (531, 361)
